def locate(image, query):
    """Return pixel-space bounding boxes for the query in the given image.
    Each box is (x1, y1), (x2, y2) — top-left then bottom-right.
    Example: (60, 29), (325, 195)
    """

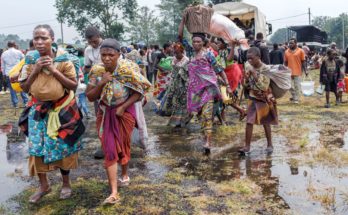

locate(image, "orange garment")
(284, 48), (305, 76)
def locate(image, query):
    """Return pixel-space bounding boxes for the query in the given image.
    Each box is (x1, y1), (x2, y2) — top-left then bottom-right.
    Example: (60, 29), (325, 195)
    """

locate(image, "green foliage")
(126, 6), (158, 45)
(269, 28), (288, 44)
(55, 0), (138, 39)
(312, 14), (348, 49)
(156, 0), (184, 44)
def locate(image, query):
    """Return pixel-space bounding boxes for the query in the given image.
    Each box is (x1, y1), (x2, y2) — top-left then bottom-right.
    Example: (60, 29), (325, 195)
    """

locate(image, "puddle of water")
(0, 133), (29, 203)
(343, 131), (348, 151)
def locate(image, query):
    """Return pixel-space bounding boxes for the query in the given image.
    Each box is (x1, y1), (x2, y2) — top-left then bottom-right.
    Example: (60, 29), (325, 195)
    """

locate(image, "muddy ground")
(0, 70), (348, 215)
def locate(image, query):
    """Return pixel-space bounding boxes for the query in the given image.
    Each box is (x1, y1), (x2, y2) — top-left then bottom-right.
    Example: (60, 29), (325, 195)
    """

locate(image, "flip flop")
(265, 147), (274, 154)
(238, 148), (251, 156)
(59, 187), (72, 200)
(118, 176), (130, 187)
(29, 187), (52, 204)
(102, 194), (120, 205)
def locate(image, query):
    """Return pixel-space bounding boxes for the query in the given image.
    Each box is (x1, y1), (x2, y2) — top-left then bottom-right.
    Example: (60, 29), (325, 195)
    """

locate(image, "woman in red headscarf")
(159, 42), (191, 127)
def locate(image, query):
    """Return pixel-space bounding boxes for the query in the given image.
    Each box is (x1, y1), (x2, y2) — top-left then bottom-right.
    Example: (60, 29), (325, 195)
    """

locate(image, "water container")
(301, 76), (315, 96)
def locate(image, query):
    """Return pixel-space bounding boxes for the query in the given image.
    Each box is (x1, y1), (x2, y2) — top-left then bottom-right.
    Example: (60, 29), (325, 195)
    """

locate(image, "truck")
(213, 2), (272, 38)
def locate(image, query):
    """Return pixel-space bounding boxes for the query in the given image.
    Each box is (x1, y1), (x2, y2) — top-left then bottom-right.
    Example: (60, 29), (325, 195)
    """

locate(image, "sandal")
(59, 187), (72, 200)
(265, 147), (274, 154)
(238, 148), (251, 156)
(118, 176), (130, 187)
(102, 194), (121, 205)
(29, 187), (52, 204)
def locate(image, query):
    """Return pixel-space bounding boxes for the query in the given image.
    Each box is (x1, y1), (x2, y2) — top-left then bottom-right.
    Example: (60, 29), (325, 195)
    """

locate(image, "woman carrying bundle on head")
(187, 33), (232, 151)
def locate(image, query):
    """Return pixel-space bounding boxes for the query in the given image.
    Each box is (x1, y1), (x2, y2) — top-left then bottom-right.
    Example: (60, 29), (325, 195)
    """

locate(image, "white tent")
(213, 2), (268, 37)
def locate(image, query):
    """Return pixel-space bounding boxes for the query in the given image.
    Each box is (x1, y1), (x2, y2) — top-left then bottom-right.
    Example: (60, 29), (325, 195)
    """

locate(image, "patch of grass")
(11, 178), (107, 215)
(208, 179), (261, 197)
(186, 195), (216, 213)
(165, 171), (184, 184)
(298, 136), (309, 148)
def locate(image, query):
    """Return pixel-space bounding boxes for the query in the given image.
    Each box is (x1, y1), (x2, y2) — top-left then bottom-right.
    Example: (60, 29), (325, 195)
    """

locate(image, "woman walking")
(187, 33), (232, 150)
(86, 39), (151, 204)
(160, 43), (191, 127)
(19, 24), (84, 203)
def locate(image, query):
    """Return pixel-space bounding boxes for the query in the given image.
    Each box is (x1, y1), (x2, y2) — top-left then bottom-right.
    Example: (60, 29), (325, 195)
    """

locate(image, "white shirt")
(84, 45), (102, 67)
(1, 48), (24, 76)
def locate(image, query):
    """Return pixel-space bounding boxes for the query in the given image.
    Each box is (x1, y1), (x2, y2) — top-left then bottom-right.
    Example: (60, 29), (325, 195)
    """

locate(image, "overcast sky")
(0, 0), (346, 43)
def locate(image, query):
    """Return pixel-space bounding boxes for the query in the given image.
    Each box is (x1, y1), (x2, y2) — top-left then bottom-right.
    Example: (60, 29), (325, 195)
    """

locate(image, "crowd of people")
(0, 19), (347, 206)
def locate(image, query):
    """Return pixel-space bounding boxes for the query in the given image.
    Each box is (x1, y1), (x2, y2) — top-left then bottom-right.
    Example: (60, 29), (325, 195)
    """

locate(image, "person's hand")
(116, 106), (125, 117)
(42, 56), (56, 73)
(101, 72), (113, 85)
(229, 39), (238, 47)
(33, 56), (51, 74)
(226, 85), (233, 95)
(250, 69), (258, 78)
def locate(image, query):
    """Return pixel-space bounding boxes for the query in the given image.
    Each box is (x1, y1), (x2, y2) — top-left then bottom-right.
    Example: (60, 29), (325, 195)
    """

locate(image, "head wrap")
(173, 42), (185, 53)
(100, 38), (121, 52)
(192, 33), (206, 41)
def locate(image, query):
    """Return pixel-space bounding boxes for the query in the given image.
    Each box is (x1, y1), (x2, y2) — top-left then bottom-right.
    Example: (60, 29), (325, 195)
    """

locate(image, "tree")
(269, 28), (288, 44)
(55, 0), (138, 39)
(313, 14), (348, 49)
(126, 6), (158, 45)
(156, 0), (184, 44)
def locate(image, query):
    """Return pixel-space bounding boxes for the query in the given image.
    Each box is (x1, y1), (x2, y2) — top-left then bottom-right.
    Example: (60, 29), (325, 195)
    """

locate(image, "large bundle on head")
(209, 13), (245, 42)
(181, 4), (214, 34)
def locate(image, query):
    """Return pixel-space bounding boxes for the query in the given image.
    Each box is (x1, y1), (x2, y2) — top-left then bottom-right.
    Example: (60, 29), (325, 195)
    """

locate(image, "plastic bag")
(301, 76), (315, 96)
(8, 59), (25, 92)
(158, 57), (173, 71)
(316, 84), (324, 95)
(209, 13), (245, 42)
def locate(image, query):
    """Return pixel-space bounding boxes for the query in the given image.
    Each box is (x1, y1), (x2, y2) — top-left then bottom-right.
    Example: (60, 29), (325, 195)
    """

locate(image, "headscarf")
(173, 42), (185, 53)
(100, 38), (121, 52)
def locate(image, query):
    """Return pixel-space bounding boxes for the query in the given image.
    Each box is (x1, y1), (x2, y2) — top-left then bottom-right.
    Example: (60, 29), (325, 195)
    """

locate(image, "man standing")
(83, 26), (104, 159)
(253, 32), (270, 65)
(284, 38), (305, 104)
(269, 43), (284, 65)
(1, 41), (28, 108)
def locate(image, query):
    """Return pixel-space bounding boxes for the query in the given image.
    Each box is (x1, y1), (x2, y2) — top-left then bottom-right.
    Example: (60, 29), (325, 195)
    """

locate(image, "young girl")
(337, 59), (346, 103)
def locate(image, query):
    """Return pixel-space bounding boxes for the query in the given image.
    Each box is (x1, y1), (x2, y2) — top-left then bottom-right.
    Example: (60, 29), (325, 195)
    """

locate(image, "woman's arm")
(116, 90), (141, 117)
(226, 42), (236, 62)
(218, 71), (232, 94)
(86, 72), (112, 102)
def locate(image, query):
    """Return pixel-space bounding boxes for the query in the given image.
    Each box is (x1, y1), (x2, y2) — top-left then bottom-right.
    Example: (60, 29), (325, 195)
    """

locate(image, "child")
(337, 59), (346, 103)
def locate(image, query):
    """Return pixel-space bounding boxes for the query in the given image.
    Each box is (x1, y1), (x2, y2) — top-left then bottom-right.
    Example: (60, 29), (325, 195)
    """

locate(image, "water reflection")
(0, 133), (29, 203)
